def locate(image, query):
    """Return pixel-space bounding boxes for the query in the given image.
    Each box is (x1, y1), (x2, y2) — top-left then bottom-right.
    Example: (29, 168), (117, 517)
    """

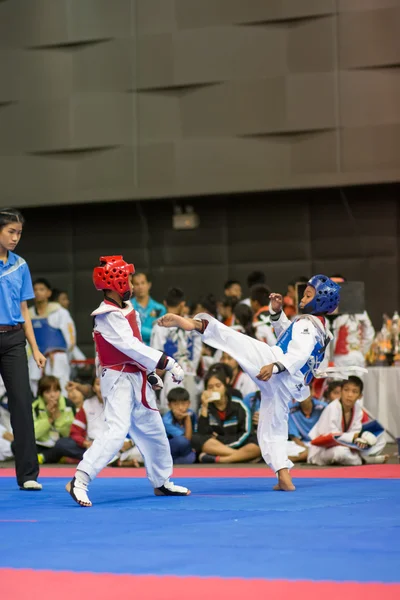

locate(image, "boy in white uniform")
(307, 376), (386, 465)
(159, 275), (341, 492)
(66, 256), (190, 507)
(28, 278), (77, 396)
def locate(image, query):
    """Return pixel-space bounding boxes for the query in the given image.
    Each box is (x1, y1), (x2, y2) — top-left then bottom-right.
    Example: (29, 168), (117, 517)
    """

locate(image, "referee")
(0, 208), (46, 490)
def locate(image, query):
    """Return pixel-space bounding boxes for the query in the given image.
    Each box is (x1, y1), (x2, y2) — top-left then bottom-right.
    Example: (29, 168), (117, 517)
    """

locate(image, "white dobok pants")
(308, 432), (386, 466)
(197, 314), (294, 473)
(78, 369), (173, 488)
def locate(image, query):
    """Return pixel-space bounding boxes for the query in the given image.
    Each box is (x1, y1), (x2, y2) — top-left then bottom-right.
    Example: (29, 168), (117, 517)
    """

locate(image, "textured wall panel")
(339, 7), (400, 68)
(175, 0), (335, 29)
(342, 124), (400, 172)
(0, 0), (132, 48)
(0, 0), (399, 206)
(340, 70), (400, 128)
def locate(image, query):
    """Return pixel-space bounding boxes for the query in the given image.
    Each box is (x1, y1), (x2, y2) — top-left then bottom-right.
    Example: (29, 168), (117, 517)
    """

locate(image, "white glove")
(165, 358), (184, 384)
(355, 431), (377, 447)
(147, 372), (163, 390)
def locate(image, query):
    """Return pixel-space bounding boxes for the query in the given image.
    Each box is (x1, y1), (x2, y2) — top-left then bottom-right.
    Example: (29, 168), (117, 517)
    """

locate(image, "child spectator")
(221, 352), (259, 398)
(287, 395), (327, 462)
(38, 377), (143, 466)
(162, 387), (196, 464)
(232, 303), (256, 338)
(34, 375), (74, 464)
(308, 376), (387, 466)
(224, 280), (242, 300)
(323, 380), (343, 403)
(191, 366), (260, 464)
(218, 295), (238, 327)
(250, 285), (276, 345)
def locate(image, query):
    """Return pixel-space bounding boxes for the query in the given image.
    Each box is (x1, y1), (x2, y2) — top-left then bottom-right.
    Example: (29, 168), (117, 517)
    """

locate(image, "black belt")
(0, 323), (23, 333)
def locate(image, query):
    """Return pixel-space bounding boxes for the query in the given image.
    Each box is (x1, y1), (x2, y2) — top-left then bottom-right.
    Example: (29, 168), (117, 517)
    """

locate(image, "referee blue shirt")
(0, 251), (35, 325)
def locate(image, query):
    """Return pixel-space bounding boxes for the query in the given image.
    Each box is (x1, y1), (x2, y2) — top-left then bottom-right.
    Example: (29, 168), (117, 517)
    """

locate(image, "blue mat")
(0, 477), (398, 582)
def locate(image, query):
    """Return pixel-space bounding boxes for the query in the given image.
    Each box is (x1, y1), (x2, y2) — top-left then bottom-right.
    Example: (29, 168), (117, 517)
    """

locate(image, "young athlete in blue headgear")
(158, 275), (341, 492)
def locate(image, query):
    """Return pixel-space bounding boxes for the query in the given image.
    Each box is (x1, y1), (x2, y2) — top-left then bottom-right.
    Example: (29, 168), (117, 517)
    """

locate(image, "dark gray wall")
(1, 0), (400, 207)
(17, 183), (400, 355)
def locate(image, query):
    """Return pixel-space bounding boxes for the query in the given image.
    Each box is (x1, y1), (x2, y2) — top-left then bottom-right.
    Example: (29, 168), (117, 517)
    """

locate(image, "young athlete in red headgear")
(66, 256), (190, 506)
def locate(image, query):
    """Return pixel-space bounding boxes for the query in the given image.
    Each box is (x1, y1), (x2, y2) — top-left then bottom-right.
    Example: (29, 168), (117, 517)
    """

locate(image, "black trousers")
(0, 328), (39, 486)
(37, 437), (85, 464)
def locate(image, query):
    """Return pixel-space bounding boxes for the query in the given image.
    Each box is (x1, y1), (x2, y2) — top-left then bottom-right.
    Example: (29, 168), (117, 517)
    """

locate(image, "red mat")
(2, 569), (399, 600)
(0, 464), (399, 479)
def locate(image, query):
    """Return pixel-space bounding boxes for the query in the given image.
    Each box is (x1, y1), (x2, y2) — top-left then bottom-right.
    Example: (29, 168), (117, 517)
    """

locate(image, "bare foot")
(274, 469), (296, 491)
(158, 313), (196, 331)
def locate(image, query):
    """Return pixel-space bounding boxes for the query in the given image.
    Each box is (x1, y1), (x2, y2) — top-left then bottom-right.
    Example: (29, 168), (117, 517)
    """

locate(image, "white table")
(363, 367), (400, 438)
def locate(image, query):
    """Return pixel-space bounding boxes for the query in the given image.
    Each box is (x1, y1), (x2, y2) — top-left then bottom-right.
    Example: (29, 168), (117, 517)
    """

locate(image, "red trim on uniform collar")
(315, 316), (326, 325)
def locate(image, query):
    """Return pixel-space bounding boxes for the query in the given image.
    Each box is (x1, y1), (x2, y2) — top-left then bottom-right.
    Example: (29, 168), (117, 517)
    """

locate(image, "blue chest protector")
(275, 319), (328, 385)
(31, 317), (67, 355)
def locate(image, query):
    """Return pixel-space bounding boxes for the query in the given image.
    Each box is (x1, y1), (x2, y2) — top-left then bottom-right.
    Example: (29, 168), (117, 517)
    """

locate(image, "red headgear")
(93, 256), (135, 297)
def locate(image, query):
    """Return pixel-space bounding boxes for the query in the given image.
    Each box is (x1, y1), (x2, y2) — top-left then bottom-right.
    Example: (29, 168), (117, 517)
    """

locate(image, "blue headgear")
(301, 274), (340, 315)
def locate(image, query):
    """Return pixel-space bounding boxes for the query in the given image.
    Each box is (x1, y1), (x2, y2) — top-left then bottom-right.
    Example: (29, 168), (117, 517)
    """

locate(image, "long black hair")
(234, 303), (256, 338)
(204, 363), (233, 398)
(0, 208), (25, 231)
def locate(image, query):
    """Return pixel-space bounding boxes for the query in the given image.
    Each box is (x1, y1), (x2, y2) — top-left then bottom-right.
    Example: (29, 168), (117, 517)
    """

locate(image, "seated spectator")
(0, 423), (13, 462)
(308, 376), (387, 466)
(162, 388), (196, 464)
(243, 389), (261, 431)
(33, 375), (75, 464)
(224, 279), (242, 300)
(66, 384), (85, 414)
(191, 366), (261, 464)
(287, 395), (327, 462)
(250, 285), (276, 345)
(38, 378), (143, 466)
(323, 380), (343, 403)
(232, 303), (256, 338)
(221, 352), (259, 398)
(218, 295), (238, 327)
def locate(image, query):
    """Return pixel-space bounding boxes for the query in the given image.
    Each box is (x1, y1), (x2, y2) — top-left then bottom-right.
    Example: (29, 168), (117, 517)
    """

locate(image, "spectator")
(224, 280), (242, 300)
(287, 395), (327, 462)
(193, 294), (218, 318)
(241, 270), (266, 307)
(232, 303), (256, 338)
(283, 277), (308, 318)
(51, 289), (70, 310)
(28, 278), (78, 396)
(191, 366), (260, 464)
(250, 284), (276, 345)
(243, 389), (261, 431)
(218, 295), (238, 327)
(221, 352), (259, 398)
(151, 287), (202, 411)
(38, 377), (143, 466)
(330, 276), (375, 368)
(33, 375), (75, 464)
(308, 376), (387, 466)
(162, 387), (196, 464)
(323, 380), (343, 403)
(131, 272), (166, 345)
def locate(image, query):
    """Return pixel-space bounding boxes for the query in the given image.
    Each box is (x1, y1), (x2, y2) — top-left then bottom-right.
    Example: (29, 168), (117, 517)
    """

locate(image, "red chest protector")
(93, 302), (145, 373)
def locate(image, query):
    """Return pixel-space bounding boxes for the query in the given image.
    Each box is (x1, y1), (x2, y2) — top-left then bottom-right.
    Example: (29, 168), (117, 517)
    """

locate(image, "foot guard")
(66, 477), (92, 507)
(154, 480), (191, 496)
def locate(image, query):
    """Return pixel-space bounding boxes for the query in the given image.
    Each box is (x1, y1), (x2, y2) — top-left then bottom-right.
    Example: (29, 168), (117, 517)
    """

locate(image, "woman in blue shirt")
(0, 209), (46, 490)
